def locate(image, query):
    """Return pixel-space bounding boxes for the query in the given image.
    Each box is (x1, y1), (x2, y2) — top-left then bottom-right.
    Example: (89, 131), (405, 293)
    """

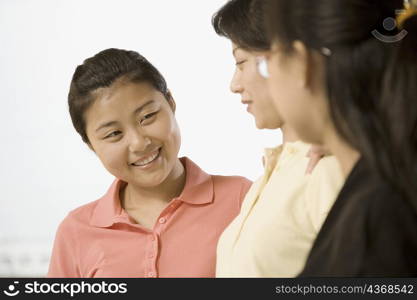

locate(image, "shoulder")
(304, 156), (344, 230)
(68, 199), (101, 222)
(211, 175), (252, 192)
(344, 180), (417, 272)
(211, 176), (252, 210)
(183, 157), (252, 192)
(334, 162), (417, 246)
(310, 156), (343, 180)
(307, 156), (344, 197)
(360, 182), (417, 228)
(211, 175), (252, 184)
(56, 199), (101, 234)
(342, 161), (416, 224)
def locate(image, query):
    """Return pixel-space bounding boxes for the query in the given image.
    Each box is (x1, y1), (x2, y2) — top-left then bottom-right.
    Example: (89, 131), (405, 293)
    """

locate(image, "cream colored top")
(216, 141), (344, 277)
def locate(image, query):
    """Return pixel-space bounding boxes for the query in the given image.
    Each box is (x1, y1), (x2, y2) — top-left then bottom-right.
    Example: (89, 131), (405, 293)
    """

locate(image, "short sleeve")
(47, 216), (81, 277)
(305, 156), (344, 233)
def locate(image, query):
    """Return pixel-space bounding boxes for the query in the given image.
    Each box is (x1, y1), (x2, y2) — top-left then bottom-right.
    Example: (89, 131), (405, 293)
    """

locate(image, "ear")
(166, 90), (176, 113)
(291, 40), (310, 89)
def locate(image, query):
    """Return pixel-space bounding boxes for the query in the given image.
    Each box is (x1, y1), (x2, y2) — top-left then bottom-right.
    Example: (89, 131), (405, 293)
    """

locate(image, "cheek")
(241, 65), (260, 93)
(149, 113), (181, 154)
(167, 118), (181, 154)
(268, 67), (296, 117)
(300, 99), (331, 144)
(289, 99), (318, 140)
(270, 82), (325, 143)
(268, 67), (313, 133)
(94, 144), (127, 176)
(244, 69), (275, 111)
(254, 88), (278, 121)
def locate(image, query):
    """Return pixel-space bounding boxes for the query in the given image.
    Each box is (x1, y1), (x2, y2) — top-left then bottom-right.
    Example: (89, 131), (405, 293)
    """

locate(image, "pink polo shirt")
(47, 157), (251, 278)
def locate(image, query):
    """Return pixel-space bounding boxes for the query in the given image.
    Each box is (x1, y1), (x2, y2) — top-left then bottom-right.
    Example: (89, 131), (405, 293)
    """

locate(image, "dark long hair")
(265, 0), (417, 209)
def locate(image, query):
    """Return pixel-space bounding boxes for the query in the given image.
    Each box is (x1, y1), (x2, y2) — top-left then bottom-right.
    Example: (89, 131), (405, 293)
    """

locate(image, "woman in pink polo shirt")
(47, 48), (252, 278)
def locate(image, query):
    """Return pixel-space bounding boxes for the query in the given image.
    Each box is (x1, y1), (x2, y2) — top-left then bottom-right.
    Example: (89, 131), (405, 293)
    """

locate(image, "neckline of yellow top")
(263, 140), (311, 169)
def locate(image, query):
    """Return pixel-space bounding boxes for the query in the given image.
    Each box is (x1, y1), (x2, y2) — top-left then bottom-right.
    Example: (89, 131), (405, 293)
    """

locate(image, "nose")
(230, 69), (243, 94)
(128, 128), (151, 153)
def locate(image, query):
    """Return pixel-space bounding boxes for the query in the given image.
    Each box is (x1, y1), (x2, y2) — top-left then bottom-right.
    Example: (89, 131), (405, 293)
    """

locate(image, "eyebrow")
(232, 46), (242, 57)
(94, 100), (155, 133)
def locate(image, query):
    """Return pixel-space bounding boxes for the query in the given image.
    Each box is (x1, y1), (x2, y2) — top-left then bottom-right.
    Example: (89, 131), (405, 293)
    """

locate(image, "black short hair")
(212, 0), (270, 51)
(68, 48), (170, 144)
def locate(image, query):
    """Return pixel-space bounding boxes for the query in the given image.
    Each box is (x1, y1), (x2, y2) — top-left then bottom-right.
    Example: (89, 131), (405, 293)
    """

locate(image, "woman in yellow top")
(212, 0), (344, 277)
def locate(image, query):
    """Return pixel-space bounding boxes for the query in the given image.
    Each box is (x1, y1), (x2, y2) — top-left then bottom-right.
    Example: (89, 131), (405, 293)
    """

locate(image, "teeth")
(132, 149), (160, 166)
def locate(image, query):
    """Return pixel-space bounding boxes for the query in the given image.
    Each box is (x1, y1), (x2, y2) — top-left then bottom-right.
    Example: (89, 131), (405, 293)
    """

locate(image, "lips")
(130, 148), (161, 167)
(241, 100), (253, 113)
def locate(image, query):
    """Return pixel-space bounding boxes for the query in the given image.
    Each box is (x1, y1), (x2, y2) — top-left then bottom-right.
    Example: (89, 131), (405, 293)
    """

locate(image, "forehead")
(94, 80), (158, 103)
(232, 42), (267, 57)
(85, 81), (163, 124)
(232, 42), (247, 56)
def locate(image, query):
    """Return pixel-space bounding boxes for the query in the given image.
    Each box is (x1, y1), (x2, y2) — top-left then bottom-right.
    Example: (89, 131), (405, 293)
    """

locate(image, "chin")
(134, 174), (168, 188)
(255, 120), (279, 130)
(129, 166), (171, 188)
(254, 119), (267, 129)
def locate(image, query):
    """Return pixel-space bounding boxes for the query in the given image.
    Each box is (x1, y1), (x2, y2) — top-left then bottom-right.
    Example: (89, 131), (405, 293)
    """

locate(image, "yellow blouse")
(216, 141), (344, 277)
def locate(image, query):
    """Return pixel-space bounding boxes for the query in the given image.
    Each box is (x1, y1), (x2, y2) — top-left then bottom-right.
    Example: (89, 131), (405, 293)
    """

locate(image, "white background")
(0, 0), (281, 276)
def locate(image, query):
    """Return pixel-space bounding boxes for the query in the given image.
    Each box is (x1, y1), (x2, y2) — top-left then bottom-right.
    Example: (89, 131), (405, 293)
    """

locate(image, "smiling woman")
(47, 48), (252, 278)
(84, 81), (182, 192)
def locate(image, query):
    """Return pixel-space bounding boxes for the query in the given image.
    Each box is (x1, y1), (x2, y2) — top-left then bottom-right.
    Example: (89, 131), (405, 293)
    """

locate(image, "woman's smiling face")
(85, 80), (181, 188)
(230, 44), (283, 130)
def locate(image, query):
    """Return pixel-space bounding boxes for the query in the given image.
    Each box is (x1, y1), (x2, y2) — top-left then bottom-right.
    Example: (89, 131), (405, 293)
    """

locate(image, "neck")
(124, 159), (186, 206)
(325, 128), (360, 178)
(281, 124), (299, 144)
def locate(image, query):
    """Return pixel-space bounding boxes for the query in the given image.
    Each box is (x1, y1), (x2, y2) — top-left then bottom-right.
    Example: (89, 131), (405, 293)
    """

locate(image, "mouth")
(130, 147), (161, 167)
(241, 100), (252, 105)
(242, 100), (253, 112)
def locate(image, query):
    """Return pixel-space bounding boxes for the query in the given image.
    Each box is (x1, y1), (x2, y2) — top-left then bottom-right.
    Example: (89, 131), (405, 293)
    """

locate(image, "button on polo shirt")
(47, 157), (252, 278)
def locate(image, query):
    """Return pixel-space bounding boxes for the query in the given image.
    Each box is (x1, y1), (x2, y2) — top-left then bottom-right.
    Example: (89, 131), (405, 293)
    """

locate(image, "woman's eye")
(235, 60), (247, 70)
(235, 60), (247, 66)
(104, 131), (121, 139)
(140, 112), (158, 124)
